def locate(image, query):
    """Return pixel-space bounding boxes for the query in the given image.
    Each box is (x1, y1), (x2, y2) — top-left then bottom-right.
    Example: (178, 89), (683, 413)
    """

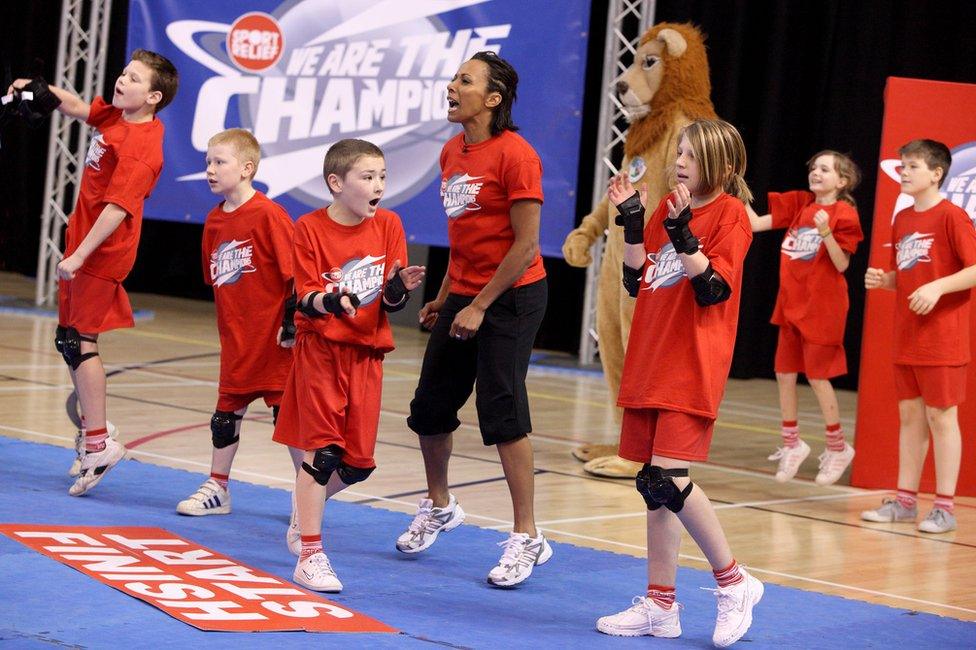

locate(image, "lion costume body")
(562, 23), (717, 476)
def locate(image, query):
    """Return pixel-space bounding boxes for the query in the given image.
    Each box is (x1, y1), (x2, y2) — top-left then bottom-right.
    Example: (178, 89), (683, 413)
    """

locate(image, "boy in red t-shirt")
(273, 139), (425, 592)
(863, 139), (976, 534)
(747, 151), (864, 485)
(9, 50), (178, 496)
(175, 128), (302, 520)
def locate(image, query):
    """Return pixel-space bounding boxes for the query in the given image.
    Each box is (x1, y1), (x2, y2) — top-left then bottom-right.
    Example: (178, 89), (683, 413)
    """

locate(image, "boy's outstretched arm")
(8, 78), (90, 121)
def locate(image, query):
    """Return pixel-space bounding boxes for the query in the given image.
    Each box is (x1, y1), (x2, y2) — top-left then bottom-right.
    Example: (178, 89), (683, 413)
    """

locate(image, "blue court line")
(0, 437), (972, 648)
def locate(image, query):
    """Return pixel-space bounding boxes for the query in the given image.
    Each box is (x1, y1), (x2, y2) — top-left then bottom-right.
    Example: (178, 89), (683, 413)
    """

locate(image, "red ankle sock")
(647, 583), (675, 610)
(713, 559), (743, 588)
(933, 494), (955, 514)
(824, 423), (846, 452)
(210, 472), (229, 490)
(300, 534), (322, 561)
(85, 427), (108, 452)
(781, 420), (799, 448)
(896, 489), (917, 509)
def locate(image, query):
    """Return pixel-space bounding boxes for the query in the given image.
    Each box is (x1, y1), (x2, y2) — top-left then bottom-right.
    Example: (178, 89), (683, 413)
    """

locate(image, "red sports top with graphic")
(618, 193), (753, 419)
(202, 192), (294, 393)
(768, 190), (863, 345)
(293, 207), (408, 353)
(440, 130), (545, 296)
(889, 199), (976, 366)
(66, 96), (165, 282)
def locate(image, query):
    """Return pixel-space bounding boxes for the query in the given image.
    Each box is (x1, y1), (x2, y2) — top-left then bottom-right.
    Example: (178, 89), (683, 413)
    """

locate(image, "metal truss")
(577, 0), (656, 365)
(35, 0), (113, 306)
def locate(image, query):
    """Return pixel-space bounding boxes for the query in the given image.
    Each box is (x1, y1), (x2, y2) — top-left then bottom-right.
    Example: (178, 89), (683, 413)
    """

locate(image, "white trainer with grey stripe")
(176, 478), (231, 515)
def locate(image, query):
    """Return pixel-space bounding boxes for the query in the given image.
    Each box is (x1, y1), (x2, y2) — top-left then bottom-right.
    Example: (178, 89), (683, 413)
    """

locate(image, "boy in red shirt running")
(862, 139), (976, 534)
(176, 128), (302, 521)
(9, 50), (178, 496)
(273, 139), (425, 592)
(747, 151), (864, 485)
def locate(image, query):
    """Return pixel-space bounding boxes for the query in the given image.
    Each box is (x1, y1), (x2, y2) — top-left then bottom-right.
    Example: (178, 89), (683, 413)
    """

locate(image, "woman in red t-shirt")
(746, 151), (863, 486)
(397, 52), (551, 588)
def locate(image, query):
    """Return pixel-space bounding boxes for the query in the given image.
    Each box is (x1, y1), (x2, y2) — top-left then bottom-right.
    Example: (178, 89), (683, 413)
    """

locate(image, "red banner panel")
(0, 524), (397, 633)
(854, 77), (976, 495)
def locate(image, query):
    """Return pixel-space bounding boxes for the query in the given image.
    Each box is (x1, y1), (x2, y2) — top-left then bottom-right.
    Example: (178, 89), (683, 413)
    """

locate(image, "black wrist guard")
(281, 293), (297, 342)
(690, 263), (731, 306)
(613, 192), (645, 245)
(298, 291), (360, 317)
(622, 263), (643, 298)
(15, 77), (61, 128)
(382, 272), (409, 312)
(664, 205), (699, 255)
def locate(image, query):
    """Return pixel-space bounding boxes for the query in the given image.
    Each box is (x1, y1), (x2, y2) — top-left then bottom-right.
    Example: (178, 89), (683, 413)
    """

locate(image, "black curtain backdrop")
(2, 1), (974, 389)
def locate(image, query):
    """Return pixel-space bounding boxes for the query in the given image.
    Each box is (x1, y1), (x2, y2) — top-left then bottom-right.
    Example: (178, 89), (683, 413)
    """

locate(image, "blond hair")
(677, 119), (752, 203)
(807, 150), (860, 207)
(207, 129), (260, 179)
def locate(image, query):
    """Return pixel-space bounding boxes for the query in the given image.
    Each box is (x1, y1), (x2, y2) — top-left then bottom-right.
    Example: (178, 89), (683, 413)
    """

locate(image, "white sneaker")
(767, 439), (810, 482)
(711, 568), (763, 647)
(596, 596), (681, 637)
(486, 531), (553, 587)
(287, 490), (301, 556)
(917, 507), (957, 534)
(395, 494), (465, 553)
(293, 551), (342, 592)
(69, 421), (117, 477)
(176, 478), (231, 515)
(68, 437), (126, 496)
(814, 443), (855, 486)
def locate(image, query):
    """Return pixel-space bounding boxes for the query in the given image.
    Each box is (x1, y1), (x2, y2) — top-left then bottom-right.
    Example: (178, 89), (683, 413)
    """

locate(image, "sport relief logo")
(85, 133), (108, 171)
(324, 255), (386, 306)
(210, 239), (256, 286)
(780, 226), (822, 261)
(643, 243), (686, 291)
(168, 0), (512, 209)
(880, 140), (976, 226)
(895, 232), (934, 271)
(442, 173), (484, 218)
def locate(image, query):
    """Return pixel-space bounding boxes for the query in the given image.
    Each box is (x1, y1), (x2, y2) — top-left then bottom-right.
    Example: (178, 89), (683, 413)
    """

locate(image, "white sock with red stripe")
(824, 422), (846, 451)
(781, 420), (799, 448)
(85, 427), (108, 453)
(300, 534), (322, 561)
(896, 489), (917, 510)
(712, 559), (744, 588)
(210, 472), (229, 490)
(647, 583), (676, 610)
(933, 494), (955, 514)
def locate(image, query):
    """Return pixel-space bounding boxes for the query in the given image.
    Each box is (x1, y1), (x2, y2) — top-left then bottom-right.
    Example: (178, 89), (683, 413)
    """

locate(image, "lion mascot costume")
(562, 23), (717, 477)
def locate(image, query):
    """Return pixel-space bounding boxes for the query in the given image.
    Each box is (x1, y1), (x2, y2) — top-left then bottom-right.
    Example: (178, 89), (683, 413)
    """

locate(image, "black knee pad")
(210, 410), (242, 449)
(302, 444), (344, 486)
(336, 462), (374, 485)
(636, 464), (694, 513)
(55, 325), (98, 370)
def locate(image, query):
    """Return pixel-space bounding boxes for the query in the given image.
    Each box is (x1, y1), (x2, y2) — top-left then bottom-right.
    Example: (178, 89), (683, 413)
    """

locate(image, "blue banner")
(127, 0), (591, 257)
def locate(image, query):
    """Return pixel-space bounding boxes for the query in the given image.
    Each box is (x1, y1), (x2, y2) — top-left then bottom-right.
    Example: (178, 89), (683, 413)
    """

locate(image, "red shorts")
(58, 272), (134, 333)
(893, 364), (967, 408)
(774, 323), (847, 379)
(216, 390), (283, 412)
(272, 335), (382, 470)
(618, 408), (715, 463)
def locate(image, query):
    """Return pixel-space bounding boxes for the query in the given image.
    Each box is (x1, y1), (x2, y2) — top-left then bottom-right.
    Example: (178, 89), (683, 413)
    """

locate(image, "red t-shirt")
(618, 193), (753, 419)
(292, 207), (408, 353)
(66, 96), (165, 282)
(202, 191), (294, 393)
(440, 130), (546, 296)
(889, 199), (976, 366)
(768, 191), (863, 345)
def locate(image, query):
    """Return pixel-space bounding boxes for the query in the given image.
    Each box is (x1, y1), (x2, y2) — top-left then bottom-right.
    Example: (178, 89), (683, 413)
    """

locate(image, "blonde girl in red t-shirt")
(746, 152), (863, 486)
(597, 119), (761, 647)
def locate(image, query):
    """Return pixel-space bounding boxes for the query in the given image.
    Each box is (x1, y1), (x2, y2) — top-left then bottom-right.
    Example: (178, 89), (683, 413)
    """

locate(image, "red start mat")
(0, 524), (397, 633)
